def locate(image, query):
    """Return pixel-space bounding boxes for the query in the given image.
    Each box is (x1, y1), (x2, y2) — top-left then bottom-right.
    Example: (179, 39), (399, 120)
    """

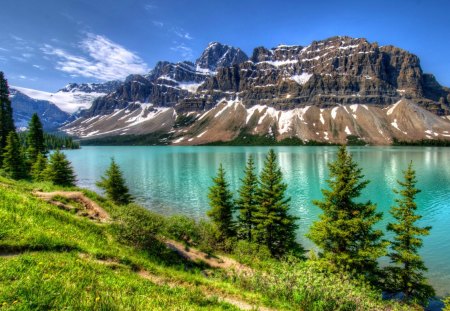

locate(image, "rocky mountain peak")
(58, 81), (122, 94)
(195, 42), (248, 71)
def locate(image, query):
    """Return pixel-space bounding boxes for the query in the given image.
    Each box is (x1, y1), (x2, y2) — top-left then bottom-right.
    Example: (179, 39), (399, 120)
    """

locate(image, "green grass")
(0, 176), (419, 310)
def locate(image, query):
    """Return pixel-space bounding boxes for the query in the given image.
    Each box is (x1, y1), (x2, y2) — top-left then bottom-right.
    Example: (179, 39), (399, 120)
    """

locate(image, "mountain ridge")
(13, 36), (450, 144)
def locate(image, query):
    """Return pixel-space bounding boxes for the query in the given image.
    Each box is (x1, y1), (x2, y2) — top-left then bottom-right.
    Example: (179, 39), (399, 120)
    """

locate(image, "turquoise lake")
(64, 146), (450, 296)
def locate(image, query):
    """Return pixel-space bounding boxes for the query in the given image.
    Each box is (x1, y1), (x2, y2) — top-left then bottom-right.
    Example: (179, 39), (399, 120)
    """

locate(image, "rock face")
(195, 42), (249, 71)
(10, 88), (70, 131)
(61, 36), (450, 144)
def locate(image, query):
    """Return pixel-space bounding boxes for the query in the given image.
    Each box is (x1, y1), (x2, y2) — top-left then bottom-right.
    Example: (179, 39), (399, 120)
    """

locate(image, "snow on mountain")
(11, 86), (108, 113)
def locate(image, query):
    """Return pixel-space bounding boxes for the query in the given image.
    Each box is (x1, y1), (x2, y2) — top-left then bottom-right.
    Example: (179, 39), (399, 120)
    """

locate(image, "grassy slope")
(0, 177), (414, 310)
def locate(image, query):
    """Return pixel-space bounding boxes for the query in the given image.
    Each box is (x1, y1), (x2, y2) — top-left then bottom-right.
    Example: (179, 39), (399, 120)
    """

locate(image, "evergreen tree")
(43, 150), (76, 187)
(207, 164), (236, 239)
(31, 153), (47, 181)
(2, 132), (26, 179)
(0, 72), (15, 166)
(236, 155), (259, 242)
(96, 158), (132, 205)
(385, 162), (435, 303)
(307, 146), (387, 278)
(254, 149), (299, 257)
(26, 113), (46, 165)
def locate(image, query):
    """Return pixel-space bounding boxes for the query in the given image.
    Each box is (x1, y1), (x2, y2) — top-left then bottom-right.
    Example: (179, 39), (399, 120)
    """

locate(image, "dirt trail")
(137, 270), (271, 311)
(164, 239), (252, 275)
(33, 191), (110, 222)
(34, 190), (269, 310)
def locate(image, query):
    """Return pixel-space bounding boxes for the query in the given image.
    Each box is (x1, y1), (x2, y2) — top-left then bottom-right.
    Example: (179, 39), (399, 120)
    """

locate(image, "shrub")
(163, 215), (199, 245)
(113, 204), (164, 249)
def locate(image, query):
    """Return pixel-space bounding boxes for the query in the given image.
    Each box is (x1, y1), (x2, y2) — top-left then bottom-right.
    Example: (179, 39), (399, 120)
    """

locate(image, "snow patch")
(331, 107), (339, 119)
(290, 73), (313, 85)
(350, 104), (358, 113)
(387, 100), (401, 115)
(11, 85), (106, 113)
(260, 59), (298, 67)
(345, 126), (352, 135)
(178, 82), (203, 93)
(320, 113), (325, 124)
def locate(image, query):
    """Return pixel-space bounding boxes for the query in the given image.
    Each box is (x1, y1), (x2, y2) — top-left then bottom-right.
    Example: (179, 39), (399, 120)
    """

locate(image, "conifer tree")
(2, 132), (26, 179)
(26, 113), (45, 165)
(0, 72), (15, 166)
(307, 146), (387, 278)
(96, 158), (133, 205)
(236, 155), (259, 242)
(254, 149), (299, 257)
(386, 162), (435, 303)
(43, 150), (76, 187)
(207, 164), (236, 239)
(31, 153), (47, 181)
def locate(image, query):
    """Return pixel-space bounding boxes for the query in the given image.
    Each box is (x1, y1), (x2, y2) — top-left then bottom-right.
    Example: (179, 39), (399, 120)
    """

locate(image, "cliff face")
(62, 36), (450, 144)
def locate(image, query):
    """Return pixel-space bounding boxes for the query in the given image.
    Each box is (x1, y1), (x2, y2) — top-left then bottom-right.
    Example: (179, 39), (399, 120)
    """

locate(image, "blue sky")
(1, 0), (449, 92)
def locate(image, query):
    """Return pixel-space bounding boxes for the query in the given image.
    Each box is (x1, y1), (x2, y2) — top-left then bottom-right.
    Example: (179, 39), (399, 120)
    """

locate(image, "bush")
(163, 215), (199, 245)
(233, 240), (272, 266)
(113, 204), (165, 249)
(195, 220), (221, 255)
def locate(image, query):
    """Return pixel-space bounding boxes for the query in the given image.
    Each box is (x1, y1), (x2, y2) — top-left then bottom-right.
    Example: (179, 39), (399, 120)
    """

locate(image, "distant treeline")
(18, 132), (80, 150)
(392, 138), (450, 146)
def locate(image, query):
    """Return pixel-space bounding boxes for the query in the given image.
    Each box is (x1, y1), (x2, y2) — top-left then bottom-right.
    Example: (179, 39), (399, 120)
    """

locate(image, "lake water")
(64, 146), (450, 296)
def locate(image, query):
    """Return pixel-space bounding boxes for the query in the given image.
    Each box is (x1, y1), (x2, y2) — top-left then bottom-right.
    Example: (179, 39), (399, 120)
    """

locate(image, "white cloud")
(41, 33), (149, 81)
(170, 43), (194, 60)
(145, 3), (157, 11)
(33, 64), (44, 70)
(173, 28), (193, 40)
(152, 21), (164, 28)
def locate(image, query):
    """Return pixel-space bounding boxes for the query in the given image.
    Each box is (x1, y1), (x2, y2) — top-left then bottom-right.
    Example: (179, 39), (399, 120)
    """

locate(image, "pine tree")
(386, 162), (435, 303)
(0, 72), (15, 166)
(2, 132), (26, 179)
(254, 149), (299, 257)
(236, 155), (259, 242)
(207, 164), (236, 239)
(26, 113), (46, 165)
(31, 153), (47, 181)
(307, 145), (387, 278)
(43, 150), (76, 187)
(96, 158), (132, 205)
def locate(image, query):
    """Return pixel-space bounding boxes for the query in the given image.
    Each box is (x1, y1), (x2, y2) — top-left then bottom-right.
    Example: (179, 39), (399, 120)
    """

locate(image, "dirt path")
(33, 191), (110, 222)
(163, 239), (252, 275)
(33, 190), (269, 310)
(137, 270), (271, 311)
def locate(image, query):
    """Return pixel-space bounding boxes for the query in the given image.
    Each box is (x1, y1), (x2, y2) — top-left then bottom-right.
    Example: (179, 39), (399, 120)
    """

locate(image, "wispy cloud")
(152, 21), (164, 28)
(173, 28), (193, 40)
(144, 3), (157, 11)
(170, 43), (194, 60)
(41, 33), (149, 81)
(33, 64), (44, 70)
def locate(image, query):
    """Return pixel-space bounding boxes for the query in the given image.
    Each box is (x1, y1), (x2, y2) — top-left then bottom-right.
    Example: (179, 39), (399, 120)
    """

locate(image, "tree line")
(0, 72), (76, 186)
(17, 131), (80, 150)
(207, 146), (435, 304)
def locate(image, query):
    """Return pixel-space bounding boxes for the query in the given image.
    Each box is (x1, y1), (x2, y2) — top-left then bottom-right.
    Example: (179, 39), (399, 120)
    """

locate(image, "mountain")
(12, 81), (120, 114)
(60, 36), (450, 144)
(9, 81), (121, 131)
(9, 88), (70, 131)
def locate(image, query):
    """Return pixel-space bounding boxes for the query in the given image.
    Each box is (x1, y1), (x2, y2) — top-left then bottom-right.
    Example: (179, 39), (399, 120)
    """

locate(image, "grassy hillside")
(0, 177), (416, 310)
